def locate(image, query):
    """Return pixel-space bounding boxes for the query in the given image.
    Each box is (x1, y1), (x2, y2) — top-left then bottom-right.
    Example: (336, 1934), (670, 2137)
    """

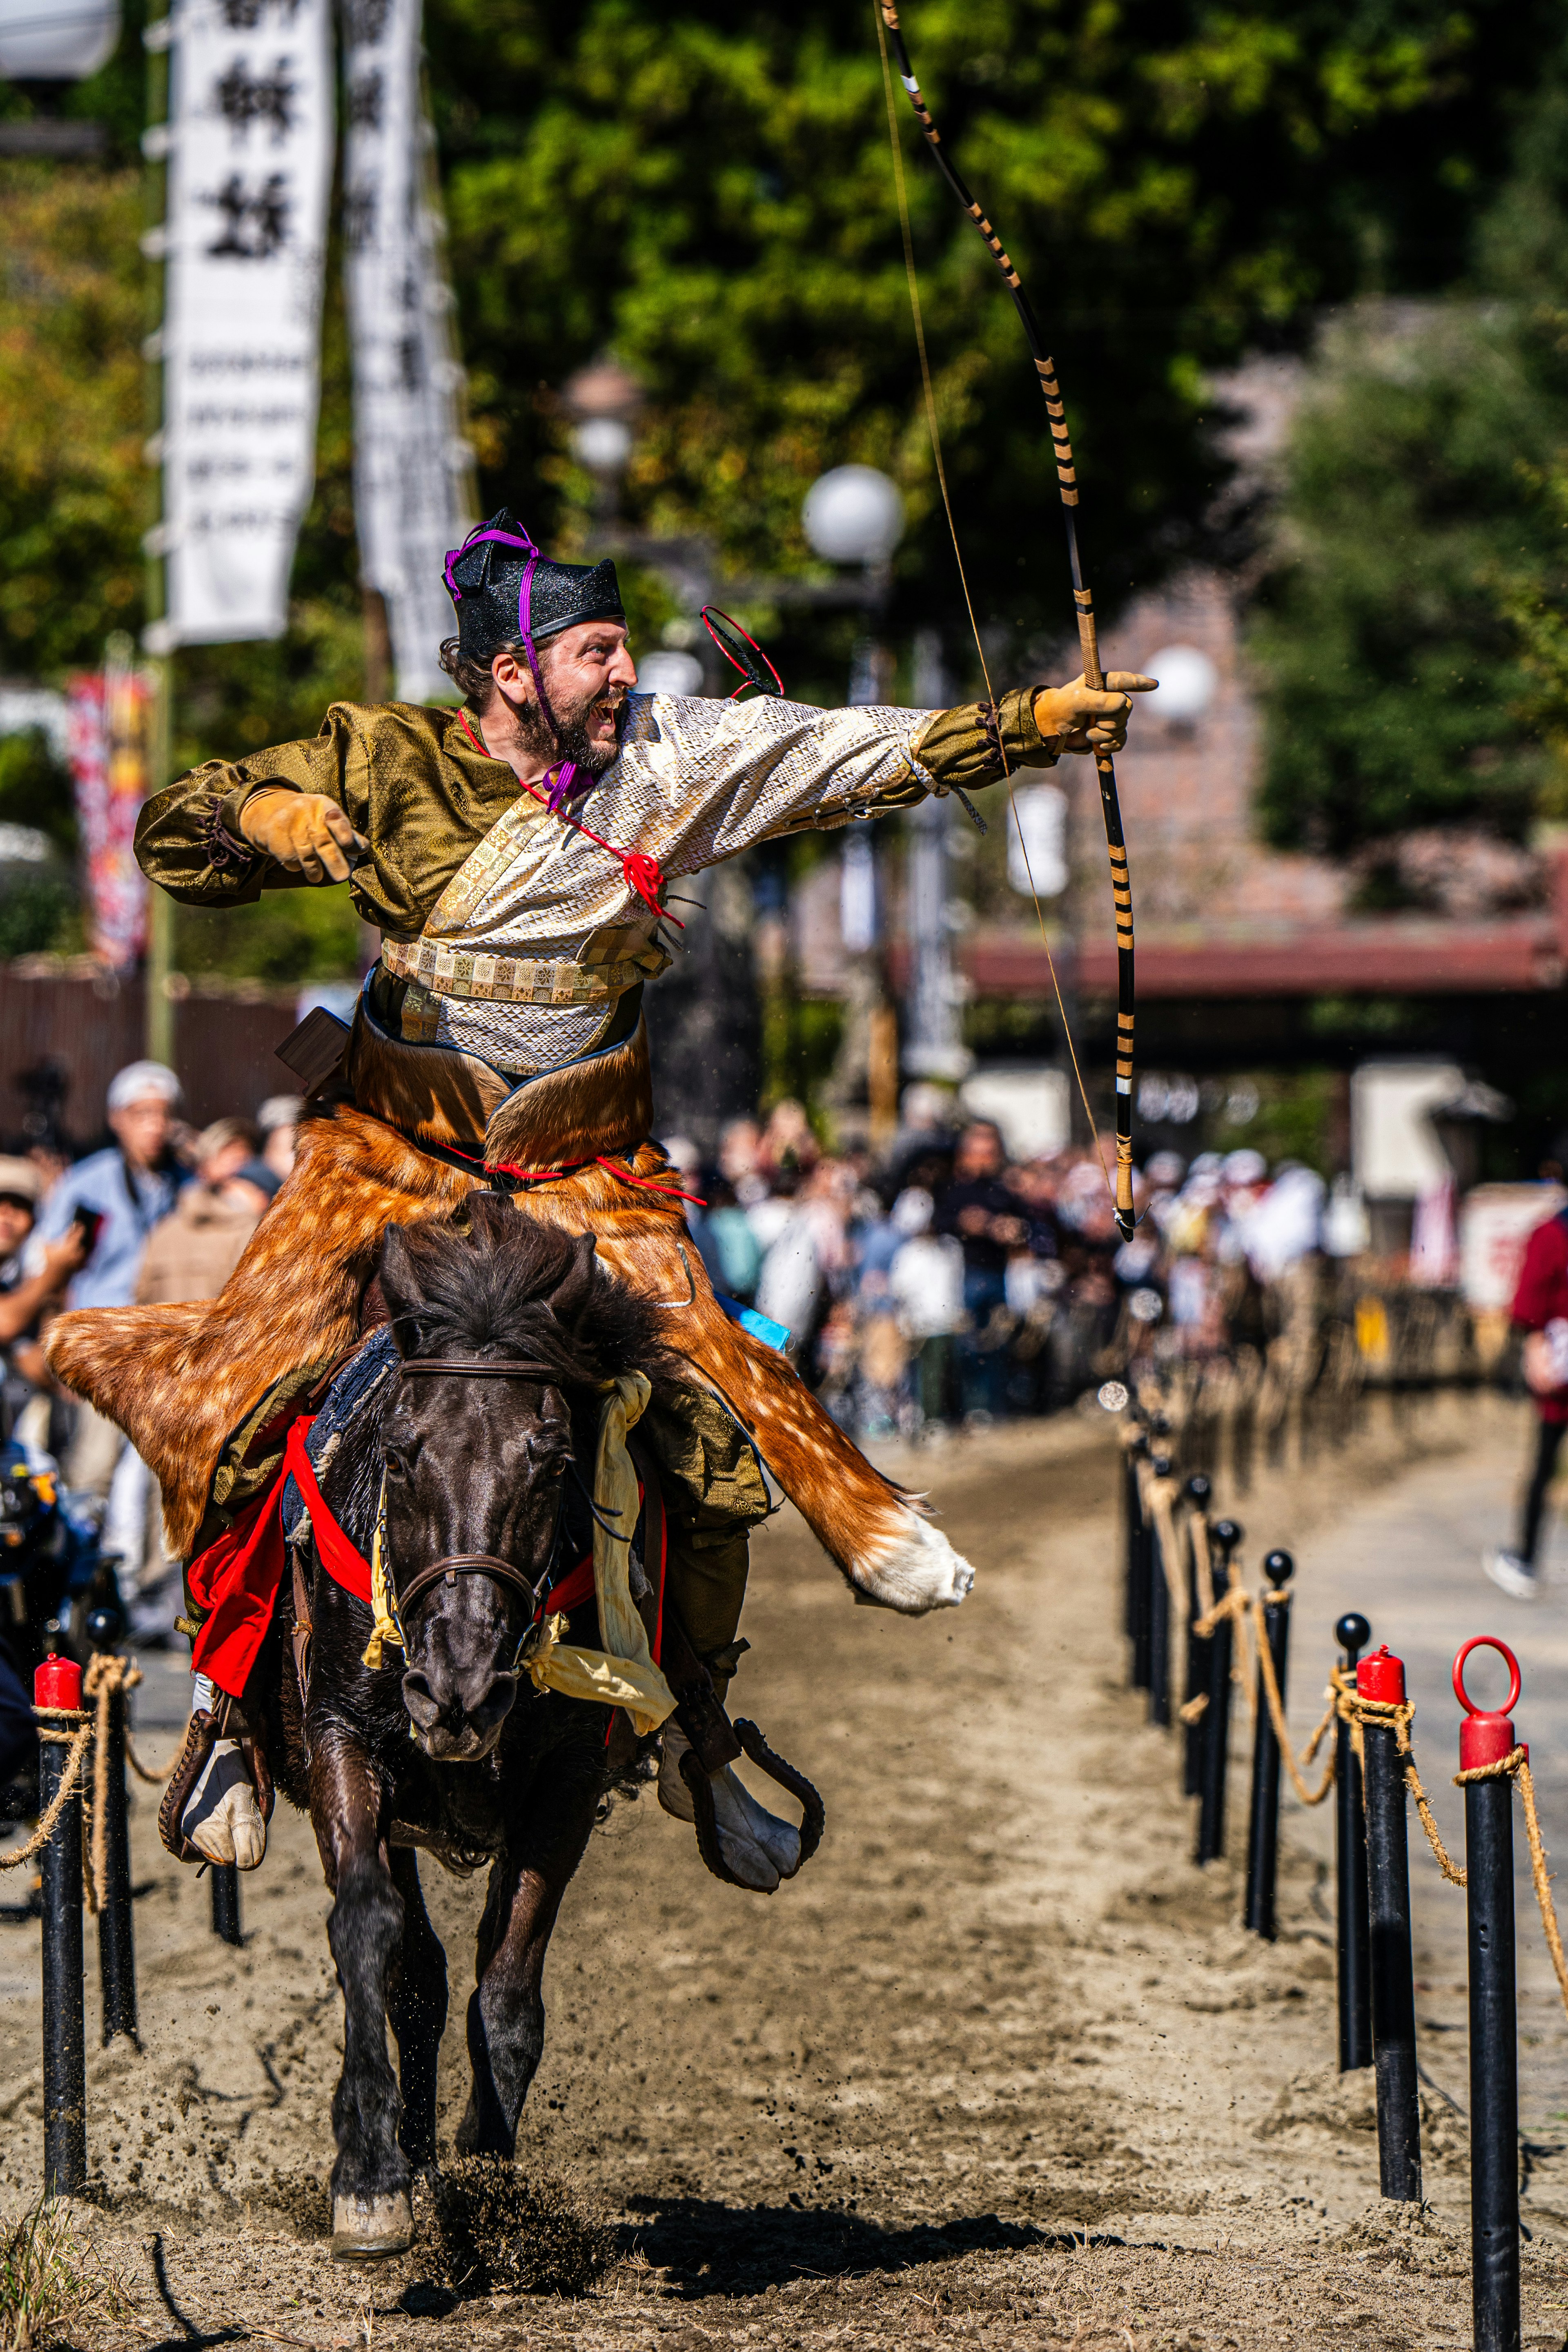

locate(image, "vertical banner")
(342, 0), (473, 701)
(145, 0), (334, 650)
(68, 662), (152, 969)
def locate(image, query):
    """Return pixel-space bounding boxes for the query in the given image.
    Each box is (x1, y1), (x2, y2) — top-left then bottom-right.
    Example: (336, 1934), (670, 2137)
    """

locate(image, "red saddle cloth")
(186, 1416), (594, 1699)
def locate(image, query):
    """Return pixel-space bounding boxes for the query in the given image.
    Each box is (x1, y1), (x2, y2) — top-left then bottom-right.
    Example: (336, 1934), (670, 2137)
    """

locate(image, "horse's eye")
(385, 1451), (411, 1483)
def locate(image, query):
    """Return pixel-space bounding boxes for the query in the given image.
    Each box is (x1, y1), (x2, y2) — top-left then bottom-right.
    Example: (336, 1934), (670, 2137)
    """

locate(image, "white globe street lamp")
(1145, 643), (1218, 726)
(0, 0), (119, 76)
(802, 466), (905, 566)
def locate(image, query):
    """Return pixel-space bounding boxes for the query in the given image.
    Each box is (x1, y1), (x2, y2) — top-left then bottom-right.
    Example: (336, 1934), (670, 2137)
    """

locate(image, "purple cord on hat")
(443, 520), (592, 808)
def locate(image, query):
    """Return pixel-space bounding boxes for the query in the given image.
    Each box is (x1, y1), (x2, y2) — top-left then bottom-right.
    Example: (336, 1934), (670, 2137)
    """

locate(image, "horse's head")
(374, 1195), (640, 1763)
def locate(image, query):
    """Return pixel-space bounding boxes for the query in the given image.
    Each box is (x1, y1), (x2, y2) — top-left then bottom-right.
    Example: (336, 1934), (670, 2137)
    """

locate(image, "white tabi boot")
(181, 1675), (267, 1869)
(657, 1725), (802, 1893)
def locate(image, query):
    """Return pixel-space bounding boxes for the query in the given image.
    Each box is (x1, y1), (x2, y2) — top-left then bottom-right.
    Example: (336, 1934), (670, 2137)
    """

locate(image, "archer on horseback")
(46, 512), (1153, 1893)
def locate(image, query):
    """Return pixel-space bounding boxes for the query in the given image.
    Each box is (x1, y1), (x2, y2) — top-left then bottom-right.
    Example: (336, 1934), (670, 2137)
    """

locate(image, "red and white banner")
(68, 664), (152, 970)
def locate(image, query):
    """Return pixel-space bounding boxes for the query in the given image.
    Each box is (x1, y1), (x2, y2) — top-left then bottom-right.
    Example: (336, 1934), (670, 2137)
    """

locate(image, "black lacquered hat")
(443, 509), (624, 669)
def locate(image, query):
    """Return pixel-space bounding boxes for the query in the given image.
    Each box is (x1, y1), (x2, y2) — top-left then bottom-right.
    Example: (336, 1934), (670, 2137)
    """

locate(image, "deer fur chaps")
(43, 1105), (973, 1614)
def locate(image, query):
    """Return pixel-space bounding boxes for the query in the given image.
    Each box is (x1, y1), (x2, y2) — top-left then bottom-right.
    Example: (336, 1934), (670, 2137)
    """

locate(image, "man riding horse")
(46, 512), (1152, 1892)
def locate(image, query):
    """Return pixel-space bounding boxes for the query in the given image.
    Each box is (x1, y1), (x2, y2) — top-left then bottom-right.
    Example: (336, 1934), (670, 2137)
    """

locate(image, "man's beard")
(515, 669), (627, 781)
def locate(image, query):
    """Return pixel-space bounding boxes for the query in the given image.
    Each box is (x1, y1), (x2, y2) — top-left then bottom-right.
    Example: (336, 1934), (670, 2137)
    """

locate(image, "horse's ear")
(377, 1225), (428, 1357)
(549, 1229), (599, 1333)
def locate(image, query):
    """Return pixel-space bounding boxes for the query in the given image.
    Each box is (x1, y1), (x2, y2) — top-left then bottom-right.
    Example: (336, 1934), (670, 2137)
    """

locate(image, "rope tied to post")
(1341, 1688), (1467, 1888)
(81, 1653), (163, 1915)
(82, 1653), (176, 1785)
(1454, 1745), (1568, 2019)
(0, 1707), (91, 1873)
(1250, 1622), (1341, 1809)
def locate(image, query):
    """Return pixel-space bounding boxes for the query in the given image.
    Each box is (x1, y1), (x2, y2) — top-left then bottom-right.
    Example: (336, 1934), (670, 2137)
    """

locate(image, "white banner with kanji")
(342, 0), (472, 700)
(146, 0), (334, 650)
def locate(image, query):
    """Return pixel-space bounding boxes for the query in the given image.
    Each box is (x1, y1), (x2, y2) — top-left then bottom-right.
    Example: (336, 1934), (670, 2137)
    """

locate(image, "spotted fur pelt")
(44, 1109), (973, 1613)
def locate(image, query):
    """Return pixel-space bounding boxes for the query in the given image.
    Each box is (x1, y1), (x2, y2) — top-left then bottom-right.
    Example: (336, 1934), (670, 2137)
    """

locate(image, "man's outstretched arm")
(134, 703), (370, 905)
(642, 672), (1154, 875)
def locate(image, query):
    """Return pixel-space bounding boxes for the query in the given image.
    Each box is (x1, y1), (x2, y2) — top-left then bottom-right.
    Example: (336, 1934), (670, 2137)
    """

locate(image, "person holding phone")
(0, 1158), (89, 1441)
(29, 1061), (185, 1499)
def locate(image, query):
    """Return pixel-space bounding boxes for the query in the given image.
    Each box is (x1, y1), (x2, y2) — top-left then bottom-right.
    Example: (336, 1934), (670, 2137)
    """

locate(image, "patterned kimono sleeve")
(624, 687), (1059, 877)
(134, 702), (375, 905)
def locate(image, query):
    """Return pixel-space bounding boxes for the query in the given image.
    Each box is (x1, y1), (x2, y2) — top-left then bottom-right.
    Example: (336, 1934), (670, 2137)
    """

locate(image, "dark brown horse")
(263, 1196), (681, 2258)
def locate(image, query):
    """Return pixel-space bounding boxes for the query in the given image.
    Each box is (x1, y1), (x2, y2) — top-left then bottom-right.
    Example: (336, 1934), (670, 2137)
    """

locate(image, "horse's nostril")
(401, 1670), (441, 1730)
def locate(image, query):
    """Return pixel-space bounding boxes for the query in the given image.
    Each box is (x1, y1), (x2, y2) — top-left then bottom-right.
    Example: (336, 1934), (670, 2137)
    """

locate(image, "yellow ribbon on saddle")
(363, 1370), (678, 1739)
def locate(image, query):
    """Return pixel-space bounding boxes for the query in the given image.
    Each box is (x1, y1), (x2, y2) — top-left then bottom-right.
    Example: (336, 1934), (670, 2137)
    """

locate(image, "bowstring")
(873, 2), (1113, 1188)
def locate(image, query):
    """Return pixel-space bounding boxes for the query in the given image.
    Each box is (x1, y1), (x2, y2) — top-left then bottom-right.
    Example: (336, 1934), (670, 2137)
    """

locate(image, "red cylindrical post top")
(1357, 1644), (1406, 1705)
(34, 1654), (82, 1711)
(1454, 1636), (1523, 1773)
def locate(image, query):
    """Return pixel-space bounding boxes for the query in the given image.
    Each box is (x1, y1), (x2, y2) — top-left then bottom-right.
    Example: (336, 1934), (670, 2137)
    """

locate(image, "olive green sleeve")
(133, 702), (374, 905)
(909, 688), (1059, 792)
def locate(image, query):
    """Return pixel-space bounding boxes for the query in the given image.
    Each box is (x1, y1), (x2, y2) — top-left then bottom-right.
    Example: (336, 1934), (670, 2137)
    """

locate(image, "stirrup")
(678, 1724), (825, 1891)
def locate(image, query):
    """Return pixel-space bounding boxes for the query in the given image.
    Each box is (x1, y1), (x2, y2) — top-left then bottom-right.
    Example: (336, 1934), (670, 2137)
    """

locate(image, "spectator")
(935, 1120), (1028, 1422)
(31, 1060), (184, 1496)
(136, 1120), (272, 1307)
(888, 1188), (965, 1429)
(757, 1098), (820, 1187)
(257, 1095), (303, 1183)
(1486, 1192), (1568, 1602)
(717, 1117), (767, 1207)
(0, 1158), (87, 1446)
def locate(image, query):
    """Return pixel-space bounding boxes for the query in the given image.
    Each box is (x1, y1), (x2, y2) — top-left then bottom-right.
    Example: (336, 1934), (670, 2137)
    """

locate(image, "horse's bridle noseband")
(390, 1356), (568, 1631)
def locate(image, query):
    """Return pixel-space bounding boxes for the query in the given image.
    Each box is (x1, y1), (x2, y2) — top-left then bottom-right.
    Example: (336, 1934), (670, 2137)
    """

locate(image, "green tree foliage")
(1250, 70), (1568, 856)
(1248, 307), (1565, 855)
(5, 0), (1568, 969)
(427, 0), (1563, 659)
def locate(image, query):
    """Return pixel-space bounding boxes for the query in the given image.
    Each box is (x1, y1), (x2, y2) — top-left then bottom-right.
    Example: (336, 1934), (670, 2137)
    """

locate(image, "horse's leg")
(311, 1740), (413, 2257)
(454, 1749), (602, 2157)
(386, 1845), (447, 2175)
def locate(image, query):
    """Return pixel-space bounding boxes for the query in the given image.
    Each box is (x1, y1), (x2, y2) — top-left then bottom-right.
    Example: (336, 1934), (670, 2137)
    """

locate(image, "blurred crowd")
(0, 1058), (1338, 1643)
(668, 1085), (1332, 1446)
(0, 1059), (303, 1642)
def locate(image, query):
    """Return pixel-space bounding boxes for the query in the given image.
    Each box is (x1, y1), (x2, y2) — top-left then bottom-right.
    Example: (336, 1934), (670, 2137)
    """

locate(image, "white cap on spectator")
(1222, 1147), (1267, 1187)
(257, 1094), (304, 1132)
(107, 1060), (182, 1113)
(892, 1186), (934, 1236)
(0, 1156), (40, 1204)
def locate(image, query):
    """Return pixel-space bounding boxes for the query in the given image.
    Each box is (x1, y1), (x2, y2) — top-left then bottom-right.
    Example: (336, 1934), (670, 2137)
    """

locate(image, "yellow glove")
(239, 788), (367, 883)
(1032, 672), (1157, 757)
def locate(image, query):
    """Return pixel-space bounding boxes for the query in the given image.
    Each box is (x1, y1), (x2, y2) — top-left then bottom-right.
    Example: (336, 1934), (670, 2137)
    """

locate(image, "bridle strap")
(395, 1550), (545, 1623)
(387, 1358), (567, 1635)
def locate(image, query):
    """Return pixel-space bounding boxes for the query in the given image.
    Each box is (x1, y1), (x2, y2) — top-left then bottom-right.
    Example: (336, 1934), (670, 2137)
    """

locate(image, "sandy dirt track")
(4, 1394), (1568, 2349)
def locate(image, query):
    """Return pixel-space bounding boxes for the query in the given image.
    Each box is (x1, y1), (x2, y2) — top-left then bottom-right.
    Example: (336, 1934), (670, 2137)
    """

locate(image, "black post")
(1195, 1519), (1242, 1866)
(1244, 1550), (1293, 1938)
(1334, 1612), (1373, 2072)
(86, 1613), (137, 2046)
(1147, 1453), (1174, 1729)
(1359, 1645), (1421, 2201)
(1457, 1639), (1523, 2352)
(1182, 1474), (1212, 1797)
(211, 1860), (242, 1946)
(34, 1657), (87, 2196)
(1126, 1433), (1151, 1691)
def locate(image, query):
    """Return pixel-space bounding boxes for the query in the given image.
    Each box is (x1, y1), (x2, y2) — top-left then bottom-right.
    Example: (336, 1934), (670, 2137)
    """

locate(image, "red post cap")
(34, 1654), (82, 1711)
(1454, 1636), (1523, 1773)
(1357, 1644), (1405, 1705)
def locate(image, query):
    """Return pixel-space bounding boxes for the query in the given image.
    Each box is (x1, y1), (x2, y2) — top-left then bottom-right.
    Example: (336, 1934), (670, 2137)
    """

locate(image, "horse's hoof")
(330, 2191), (413, 2259)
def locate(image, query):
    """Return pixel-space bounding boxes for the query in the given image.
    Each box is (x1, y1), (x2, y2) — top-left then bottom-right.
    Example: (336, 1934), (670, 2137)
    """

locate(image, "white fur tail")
(851, 1510), (974, 1614)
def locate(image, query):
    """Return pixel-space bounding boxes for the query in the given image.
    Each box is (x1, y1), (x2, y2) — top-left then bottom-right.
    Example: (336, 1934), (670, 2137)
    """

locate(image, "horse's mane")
(377, 1192), (676, 1394)
(312, 1197), (679, 1552)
